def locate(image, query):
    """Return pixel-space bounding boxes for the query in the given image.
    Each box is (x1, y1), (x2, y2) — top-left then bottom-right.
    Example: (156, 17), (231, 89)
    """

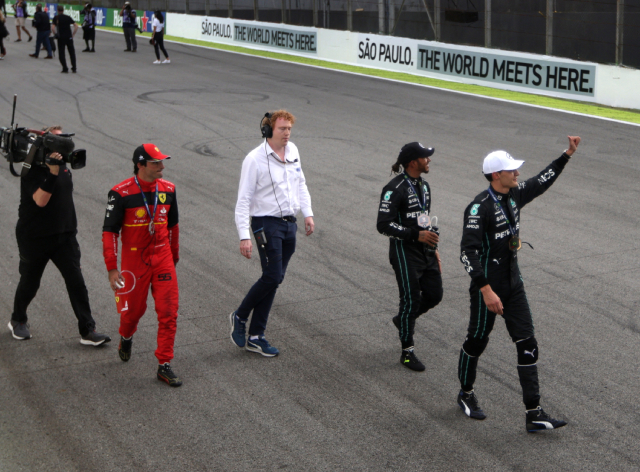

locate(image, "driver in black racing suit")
(377, 142), (443, 372)
(456, 136), (580, 433)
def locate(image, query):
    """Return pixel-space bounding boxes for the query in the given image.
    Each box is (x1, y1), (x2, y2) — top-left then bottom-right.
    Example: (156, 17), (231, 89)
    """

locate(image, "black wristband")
(40, 173), (58, 193)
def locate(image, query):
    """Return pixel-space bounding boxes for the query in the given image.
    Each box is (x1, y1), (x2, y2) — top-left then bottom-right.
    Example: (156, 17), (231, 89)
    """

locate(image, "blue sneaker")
(246, 336), (279, 357)
(230, 311), (246, 348)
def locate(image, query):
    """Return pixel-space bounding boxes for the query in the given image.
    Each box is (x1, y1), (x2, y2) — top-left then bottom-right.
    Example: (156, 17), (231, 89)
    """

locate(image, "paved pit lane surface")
(0, 26), (639, 472)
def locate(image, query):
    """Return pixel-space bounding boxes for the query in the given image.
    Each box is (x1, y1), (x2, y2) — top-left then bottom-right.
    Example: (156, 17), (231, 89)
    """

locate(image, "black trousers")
(123, 27), (137, 50)
(57, 37), (76, 71)
(153, 31), (168, 60)
(458, 279), (540, 409)
(12, 232), (96, 336)
(236, 217), (297, 336)
(389, 240), (443, 349)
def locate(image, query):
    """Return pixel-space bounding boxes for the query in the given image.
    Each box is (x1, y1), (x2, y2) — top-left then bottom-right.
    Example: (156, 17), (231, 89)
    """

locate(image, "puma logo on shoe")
(524, 348), (536, 357)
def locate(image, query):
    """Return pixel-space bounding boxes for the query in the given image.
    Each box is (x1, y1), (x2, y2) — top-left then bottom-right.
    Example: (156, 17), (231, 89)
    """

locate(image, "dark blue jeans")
(34, 30), (52, 57)
(236, 216), (297, 336)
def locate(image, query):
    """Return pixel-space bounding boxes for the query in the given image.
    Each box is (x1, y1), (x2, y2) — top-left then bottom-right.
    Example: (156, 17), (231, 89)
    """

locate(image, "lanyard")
(487, 187), (517, 237)
(134, 176), (158, 234)
(403, 174), (427, 213)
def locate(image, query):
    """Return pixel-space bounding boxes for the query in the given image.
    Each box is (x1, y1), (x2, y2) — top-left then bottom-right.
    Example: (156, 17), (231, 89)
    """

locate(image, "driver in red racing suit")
(102, 143), (182, 387)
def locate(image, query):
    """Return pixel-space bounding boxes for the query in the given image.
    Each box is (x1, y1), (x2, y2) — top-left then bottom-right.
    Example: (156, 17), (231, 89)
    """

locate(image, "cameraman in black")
(119, 2), (137, 52)
(80, 2), (96, 53)
(8, 125), (110, 346)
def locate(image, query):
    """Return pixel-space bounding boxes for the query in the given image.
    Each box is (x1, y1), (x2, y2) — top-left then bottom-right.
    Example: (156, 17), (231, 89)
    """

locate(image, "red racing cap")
(132, 143), (171, 164)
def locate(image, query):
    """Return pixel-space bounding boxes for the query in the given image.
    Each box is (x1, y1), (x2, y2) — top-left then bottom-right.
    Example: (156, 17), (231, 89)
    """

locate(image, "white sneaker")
(153, 60), (161, 64)
(162, 59), (170, 64)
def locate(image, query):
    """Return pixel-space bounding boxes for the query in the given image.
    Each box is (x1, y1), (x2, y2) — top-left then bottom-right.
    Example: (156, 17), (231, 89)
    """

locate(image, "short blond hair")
(42, 125), (63, 133)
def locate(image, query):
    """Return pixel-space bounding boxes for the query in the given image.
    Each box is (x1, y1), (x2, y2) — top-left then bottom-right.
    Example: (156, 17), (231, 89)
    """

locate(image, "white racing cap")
(483, 150), (524, 174)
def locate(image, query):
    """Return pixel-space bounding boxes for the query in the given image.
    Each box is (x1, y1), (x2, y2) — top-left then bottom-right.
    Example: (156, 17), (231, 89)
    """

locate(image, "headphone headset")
(260, 112), (273, 139)
(260, 112), (283, 218)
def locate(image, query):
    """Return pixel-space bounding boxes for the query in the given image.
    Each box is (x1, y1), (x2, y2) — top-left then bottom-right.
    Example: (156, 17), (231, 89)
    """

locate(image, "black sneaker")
(8, 320), (32, 340)
(457, 389), (486, 420)
(400, 347), (425, 371)
(392, 315), (400, 331)
(80, 331), (111, 346)
(157, 363), (182, 387)
(526, 406), (567, 432)
(82, 48), (90, 52)
(118, 336), (132, 362)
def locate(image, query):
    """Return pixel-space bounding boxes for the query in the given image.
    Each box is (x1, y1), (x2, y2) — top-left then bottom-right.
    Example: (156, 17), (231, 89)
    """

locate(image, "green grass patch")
(98, 26), (640, 125)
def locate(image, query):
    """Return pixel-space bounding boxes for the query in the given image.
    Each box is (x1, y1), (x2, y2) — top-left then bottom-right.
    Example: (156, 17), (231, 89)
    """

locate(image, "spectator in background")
(81, 2), (96, 52)
(0, 10), (8, 58)
(52, 4), (78, 73)
(12, 0), (32, 42)
(119, 1), (136, 52)
(28, 3), (52, 59)
(151, 11), (169, 64)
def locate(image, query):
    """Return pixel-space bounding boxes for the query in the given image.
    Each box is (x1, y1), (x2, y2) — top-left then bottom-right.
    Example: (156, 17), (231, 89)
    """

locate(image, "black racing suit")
(458, 153), (571, 409)
(377, 173), (443, 349)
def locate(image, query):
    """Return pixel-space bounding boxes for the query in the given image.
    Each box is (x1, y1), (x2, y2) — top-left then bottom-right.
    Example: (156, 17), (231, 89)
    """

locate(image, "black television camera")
(0, 95), (86, 177)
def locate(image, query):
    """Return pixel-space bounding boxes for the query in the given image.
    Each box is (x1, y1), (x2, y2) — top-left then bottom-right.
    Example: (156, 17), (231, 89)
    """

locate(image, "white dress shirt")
(235, 140), (313, 240)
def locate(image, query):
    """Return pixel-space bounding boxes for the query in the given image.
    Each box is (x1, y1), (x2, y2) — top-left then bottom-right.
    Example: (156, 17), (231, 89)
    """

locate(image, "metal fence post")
(229, 0), (233, 18)
(254, 0), (258, 20)
(326, 0), (330, 29)
(378, 0), (384, 34)
(347, 0), (352, 31)
(616, 0), (624, 64)
(484, 0), (491, 48)
(546, 0), (553, 55)
(281, 0), (286, 22)
(434, 0), (440, 41)
(205, 0), (209, 16)
(313, 0), (317, 26)
(185, 0), (189, 14)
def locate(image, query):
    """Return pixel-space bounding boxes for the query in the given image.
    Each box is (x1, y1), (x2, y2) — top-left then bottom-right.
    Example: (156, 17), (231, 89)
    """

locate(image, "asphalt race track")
(1, 26), (639, 472)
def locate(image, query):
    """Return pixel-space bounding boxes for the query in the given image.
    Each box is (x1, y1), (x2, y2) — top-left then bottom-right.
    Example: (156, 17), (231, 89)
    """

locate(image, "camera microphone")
(42, 133), (75, 155)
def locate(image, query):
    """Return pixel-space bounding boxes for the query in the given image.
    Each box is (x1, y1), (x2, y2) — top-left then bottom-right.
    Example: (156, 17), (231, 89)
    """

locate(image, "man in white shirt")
(231, 110), (314, 357)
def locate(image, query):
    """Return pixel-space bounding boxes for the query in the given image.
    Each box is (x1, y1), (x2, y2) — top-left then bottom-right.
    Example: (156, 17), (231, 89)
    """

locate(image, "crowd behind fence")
(51, 0), (640, 68)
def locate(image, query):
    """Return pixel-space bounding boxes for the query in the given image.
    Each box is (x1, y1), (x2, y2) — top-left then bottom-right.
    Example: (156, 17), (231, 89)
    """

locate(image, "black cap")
(397, 142), (434, 166)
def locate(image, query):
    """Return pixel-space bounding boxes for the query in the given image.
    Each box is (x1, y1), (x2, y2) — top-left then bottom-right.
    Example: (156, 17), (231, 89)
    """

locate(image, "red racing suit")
(102, 176), (179, 364)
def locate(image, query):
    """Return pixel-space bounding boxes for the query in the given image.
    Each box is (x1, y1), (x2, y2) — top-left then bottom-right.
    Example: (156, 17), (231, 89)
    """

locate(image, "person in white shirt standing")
(151, 10), (169, 64)
(230, 110), (315, 357)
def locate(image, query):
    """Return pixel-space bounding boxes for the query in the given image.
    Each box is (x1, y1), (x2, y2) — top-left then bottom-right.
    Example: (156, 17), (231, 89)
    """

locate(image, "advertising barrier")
(26, 2), (162, 33)
(167, 13), (640, 110)
(175, 14), (318, 56)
